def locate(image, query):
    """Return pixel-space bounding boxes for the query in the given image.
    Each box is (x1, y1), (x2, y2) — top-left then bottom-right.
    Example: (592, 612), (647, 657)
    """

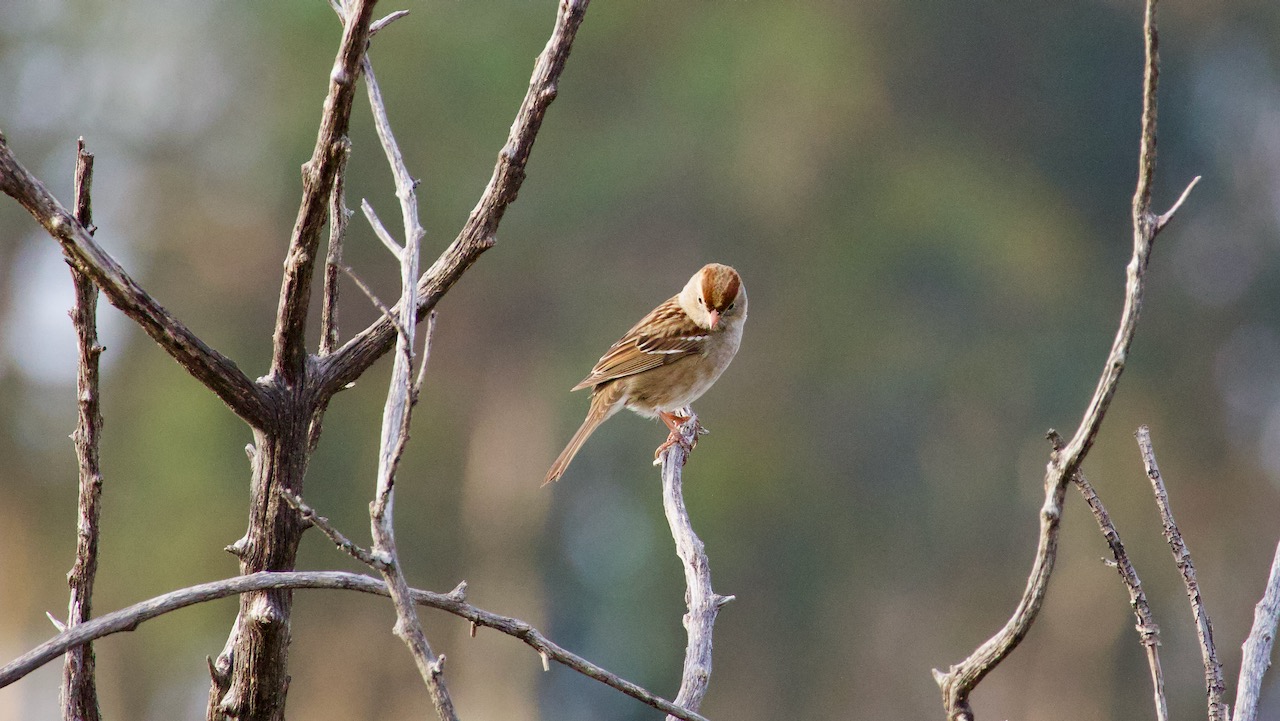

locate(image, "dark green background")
(3, 1), (1280, 719)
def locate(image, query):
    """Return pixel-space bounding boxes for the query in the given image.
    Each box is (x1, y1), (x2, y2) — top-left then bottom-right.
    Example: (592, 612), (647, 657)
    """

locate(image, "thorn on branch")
(1155, 175), (1201, 232)
(446, 580), (468, 602)
(540, 651), (551, 672)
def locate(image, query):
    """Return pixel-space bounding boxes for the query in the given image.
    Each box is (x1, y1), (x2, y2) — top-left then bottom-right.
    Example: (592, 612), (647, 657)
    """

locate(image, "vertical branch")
(931, 0), (1199, 717)
(362, 52), (459, 720)
(1136, 427), (1228, 721)
(319, 138), (352, 358)
(1073, 471), (1167, 721)
(1233, 539), (1280, 721)
(61, 138), (104, 721)
(658, 414), (734, 719)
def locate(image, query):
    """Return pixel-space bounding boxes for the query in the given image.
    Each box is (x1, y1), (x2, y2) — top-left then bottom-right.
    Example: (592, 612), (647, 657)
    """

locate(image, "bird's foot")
(653, 409), (707, 463)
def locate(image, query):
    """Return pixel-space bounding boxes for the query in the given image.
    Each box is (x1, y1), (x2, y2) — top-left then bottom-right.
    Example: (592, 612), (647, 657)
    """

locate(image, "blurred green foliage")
(4, 1), (1280, 719)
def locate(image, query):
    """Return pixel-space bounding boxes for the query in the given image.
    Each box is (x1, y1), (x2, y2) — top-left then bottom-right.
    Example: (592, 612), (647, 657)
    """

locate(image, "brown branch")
(1073, 470), (1167, 721)
(0, 572), (709, 721)
(658, 412), (733, 718)
(319, 138), (352, 358)
(1136, 426), (1227, 721)
(1233, 538), (1280, 721)
(318, 0), (592, 397)
(361, 50), (460, 721)
(0, 135), (271, 429)
(267, 0), (377, 385)
(931, 1), (1198, 717)
(61, 138), (103, 721)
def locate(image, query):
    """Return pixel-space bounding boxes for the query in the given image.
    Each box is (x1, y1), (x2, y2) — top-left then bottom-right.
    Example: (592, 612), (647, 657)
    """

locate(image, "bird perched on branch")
(543, 263), (747, 486)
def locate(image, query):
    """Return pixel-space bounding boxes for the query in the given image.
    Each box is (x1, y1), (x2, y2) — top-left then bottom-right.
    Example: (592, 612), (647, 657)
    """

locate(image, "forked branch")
(319, 0), (592, 396)
(931, 0), (1198, 717)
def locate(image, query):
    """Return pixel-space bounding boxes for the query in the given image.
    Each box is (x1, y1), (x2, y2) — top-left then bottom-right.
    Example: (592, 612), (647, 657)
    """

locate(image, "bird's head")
(679, 263), (747, 331)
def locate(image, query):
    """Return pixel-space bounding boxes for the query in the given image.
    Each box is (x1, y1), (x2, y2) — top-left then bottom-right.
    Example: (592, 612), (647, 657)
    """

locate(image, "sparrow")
(543, 263), (747, 485)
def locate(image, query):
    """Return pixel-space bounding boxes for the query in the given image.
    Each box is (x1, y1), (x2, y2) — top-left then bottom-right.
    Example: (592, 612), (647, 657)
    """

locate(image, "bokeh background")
(3, 0), (1280, 719)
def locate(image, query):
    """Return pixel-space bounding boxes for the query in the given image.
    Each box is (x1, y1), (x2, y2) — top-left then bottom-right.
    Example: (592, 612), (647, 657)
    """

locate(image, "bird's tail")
(543, 384), (623, 486)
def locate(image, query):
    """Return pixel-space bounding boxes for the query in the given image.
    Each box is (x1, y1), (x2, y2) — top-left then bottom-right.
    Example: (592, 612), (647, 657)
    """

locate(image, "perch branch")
(931, 0), (1198, 717)
(1233, 538), (1280, 721)
(1073, 469), (1167, 721)
(658, 412), (733, 719)
(319, 138), (351, 357)
(1136, 426), (1227, 721)
(0, 136), (271, 428)
(278, 490), (380, 569)
(0, 572), (708, 721)
(61, 138), (103, 721)
(319, 0), (592, 396)
(357, 47), (460, 719)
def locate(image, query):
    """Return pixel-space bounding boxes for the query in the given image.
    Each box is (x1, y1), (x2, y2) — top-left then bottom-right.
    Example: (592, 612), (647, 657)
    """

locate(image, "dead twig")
(60, 137), (103, 721)
(1073, 469), (1167, 721)
(1136, 426), (1227, 721)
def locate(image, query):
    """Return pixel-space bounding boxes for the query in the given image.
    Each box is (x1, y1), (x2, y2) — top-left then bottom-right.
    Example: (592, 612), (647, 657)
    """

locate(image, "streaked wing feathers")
(571, 297), (708, 391)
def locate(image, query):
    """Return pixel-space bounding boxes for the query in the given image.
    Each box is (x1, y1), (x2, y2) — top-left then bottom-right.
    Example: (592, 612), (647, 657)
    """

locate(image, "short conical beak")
(708, 310), (720, 329)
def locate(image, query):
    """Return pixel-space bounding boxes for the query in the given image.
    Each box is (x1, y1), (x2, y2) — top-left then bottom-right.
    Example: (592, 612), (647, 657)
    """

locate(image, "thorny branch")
(0, 572), (709, 721)
(931, 0), (1198, 717)
(61, 138), (103, 721)
(1136, 426), (1227, 721)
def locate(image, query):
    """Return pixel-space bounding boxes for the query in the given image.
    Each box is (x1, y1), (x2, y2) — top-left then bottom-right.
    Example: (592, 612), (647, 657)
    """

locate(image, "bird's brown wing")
(571, 297), (709, 391)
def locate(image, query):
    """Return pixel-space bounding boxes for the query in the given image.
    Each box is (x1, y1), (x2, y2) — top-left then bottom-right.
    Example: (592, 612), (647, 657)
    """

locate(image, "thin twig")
(1136, 426), (1228, 721)
(411, 311), (438, 406)
(318, 0), (592, 397)
(931, 0), (1198, 717)
(1233, 538), (1280, 721)
(0, 572), (709, 721)
(0, 137), (270, 428)
(340, 264), (399, 331)
(61, 137), (103, 721)
(1073, 469), (1167, 721)
(361, 47), (458, 720)
(360, 198), (403, 256)
(657, 412), (733, 719)
(278, 489), (381, 569)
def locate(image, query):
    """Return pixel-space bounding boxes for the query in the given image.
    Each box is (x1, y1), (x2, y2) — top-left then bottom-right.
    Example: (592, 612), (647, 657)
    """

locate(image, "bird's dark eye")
(728, 302), (735, 311)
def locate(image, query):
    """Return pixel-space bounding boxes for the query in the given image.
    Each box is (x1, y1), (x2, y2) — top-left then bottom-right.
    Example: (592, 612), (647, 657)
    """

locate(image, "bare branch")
(657, 411), (732, 718)
(61, 137), (103, 721)
(318, 0), (592, 397)
(1234, 538), (1280, 721)
(267, 0), (377, 385)
(1156, 175), (1202, 231)
(361, 49), (458, 719)
(1136, 426), (1227, 721)
(0, 572), (709, 721)
(411, 311), (438, 406)
(360, 198), (403, 256)
(933, 2), (1196, 714)
(277, 489), (380, 569)
(0, 137), (271, 429)
(1073, 470), (1167, 721)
